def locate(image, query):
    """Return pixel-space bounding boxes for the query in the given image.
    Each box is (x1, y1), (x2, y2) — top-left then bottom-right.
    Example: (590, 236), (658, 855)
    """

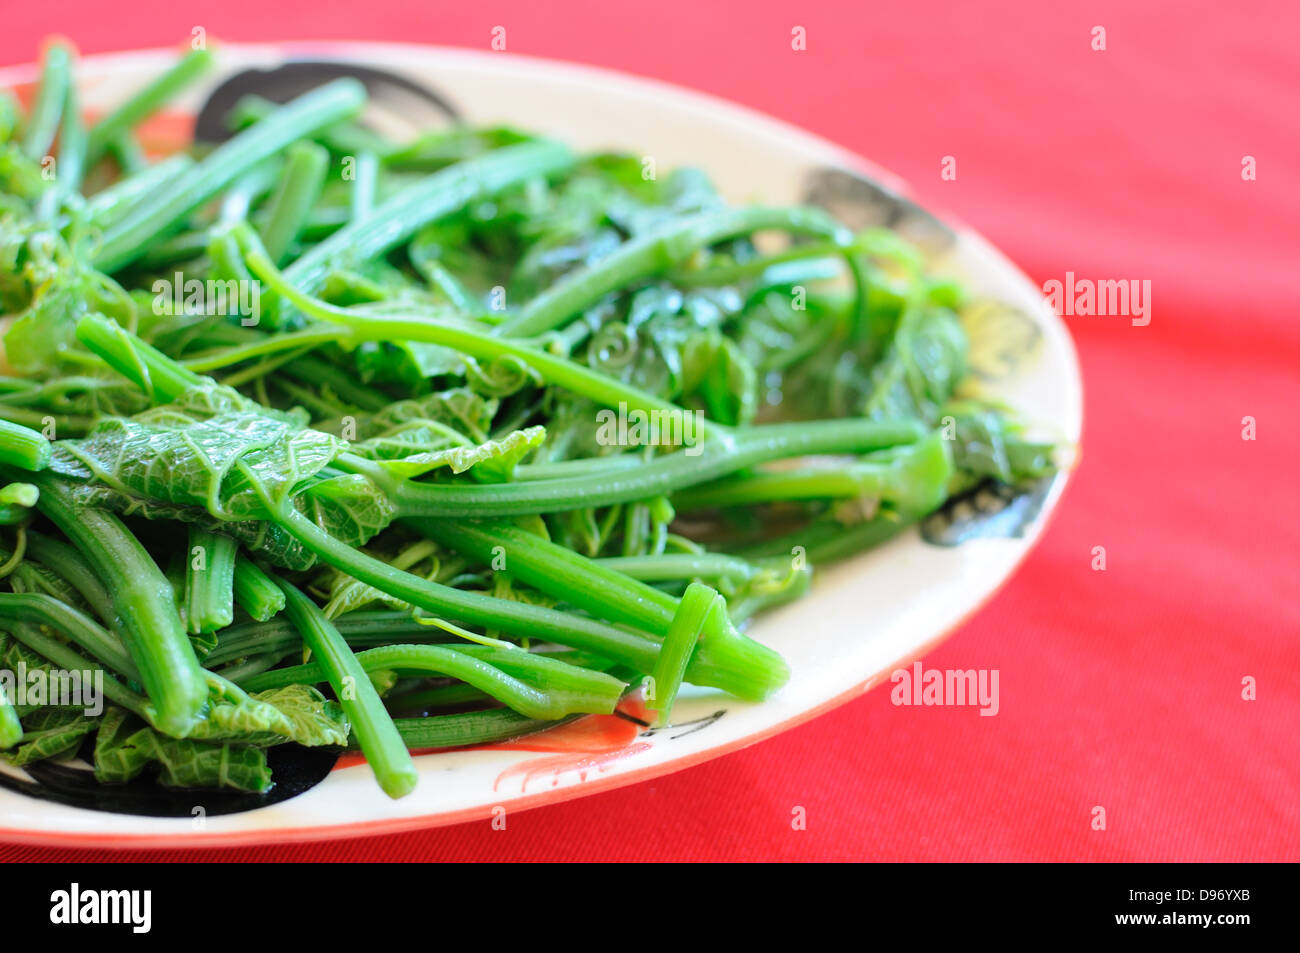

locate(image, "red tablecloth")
(1, 0), (1296, 862)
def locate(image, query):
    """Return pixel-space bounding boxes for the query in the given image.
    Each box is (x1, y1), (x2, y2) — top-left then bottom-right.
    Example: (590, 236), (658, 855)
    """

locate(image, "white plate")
(0, 42), (1081, 847)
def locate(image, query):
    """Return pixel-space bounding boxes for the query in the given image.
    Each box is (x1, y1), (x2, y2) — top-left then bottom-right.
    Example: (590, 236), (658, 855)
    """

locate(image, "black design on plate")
(803, 168), (956, 255)
(641, 709), (727, 740)
(612, 708), (652, 728)
(194, 60), (460, 144)
(0, 741), (341, 817)
(920, 474), (1059, 547)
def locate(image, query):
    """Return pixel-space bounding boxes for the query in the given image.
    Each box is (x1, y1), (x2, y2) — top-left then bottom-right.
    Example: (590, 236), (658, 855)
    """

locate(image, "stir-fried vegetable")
(0, 41), (1054, 798)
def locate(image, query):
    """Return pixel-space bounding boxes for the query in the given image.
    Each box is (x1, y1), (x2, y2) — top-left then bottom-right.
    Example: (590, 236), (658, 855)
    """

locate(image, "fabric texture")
(0, 0), (1295, 862)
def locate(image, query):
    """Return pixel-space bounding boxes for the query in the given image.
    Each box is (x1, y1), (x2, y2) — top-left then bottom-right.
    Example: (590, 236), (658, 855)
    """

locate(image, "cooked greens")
(0, 42), (1053, 797)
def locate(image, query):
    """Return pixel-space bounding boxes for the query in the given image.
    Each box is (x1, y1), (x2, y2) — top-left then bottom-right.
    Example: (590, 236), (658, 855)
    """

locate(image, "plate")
(0, 42), (1081, 847)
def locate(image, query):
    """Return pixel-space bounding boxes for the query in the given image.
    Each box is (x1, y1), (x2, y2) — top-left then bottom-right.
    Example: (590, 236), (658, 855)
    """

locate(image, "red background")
(1, 0), (1296, 862)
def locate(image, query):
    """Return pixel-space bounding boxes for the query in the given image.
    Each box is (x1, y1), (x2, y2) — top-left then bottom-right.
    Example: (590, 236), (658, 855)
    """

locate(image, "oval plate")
(0, 42), (1081, 848)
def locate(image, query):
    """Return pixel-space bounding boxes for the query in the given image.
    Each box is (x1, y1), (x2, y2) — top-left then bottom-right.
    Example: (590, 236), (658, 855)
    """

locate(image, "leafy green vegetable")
(93, 707), (273, 792)
(3, 707), (95, 765)
(0, 40), (1055, 801)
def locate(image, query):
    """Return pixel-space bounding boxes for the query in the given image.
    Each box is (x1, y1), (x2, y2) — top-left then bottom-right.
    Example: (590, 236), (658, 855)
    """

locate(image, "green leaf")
(4, 554), (85, 608)
(0, 635), (62, 717)
(93, 707), (272, 792)
(943, 402), (1012, 484)
(48, 383), (364, 565)
(861, 307), (968, 424)
(322, 571), (412, 619)
(0, 707), (95, 766)
(367, 668), (399, 697)
(355, 387), (495, 442)
(145, 736), (269, 791)
(91, 684), (346, 792)
(680, 332), (758, 426)
(71, 485), (319, 570)
(296, 474), (399, 548)
(354, 339), (465, 389)
(250, 684), (350, 746)
(0, 144), (47, 203)
(352, 425), (546, 483)
(90, 707), (153, 782)
(0, 374), (148, 425)
(188, 679), (348, 746)
(349, 419), (473, 462)
(941, 400), (1056, 490)
(0, 207), (138, 374)
(57, 408), (341, 521)
(321, 539), (439, 619)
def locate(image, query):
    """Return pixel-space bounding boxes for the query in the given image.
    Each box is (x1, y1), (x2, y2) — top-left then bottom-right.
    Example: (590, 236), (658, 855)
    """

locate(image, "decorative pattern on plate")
(194, 60), (460, 143)
(920, 475), (1059, 546)
(803, 167), (956, 254)
(641, 709), (727, 740)
(960, 299), (1044, 382)
(0, 741), (341, 817)
(493, 743), (652, 794)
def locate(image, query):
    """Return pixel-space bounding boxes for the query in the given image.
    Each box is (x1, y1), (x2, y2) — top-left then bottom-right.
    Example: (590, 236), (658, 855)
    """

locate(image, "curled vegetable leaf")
(352, 424), (546, 482)
(351, 387), (495, 443)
